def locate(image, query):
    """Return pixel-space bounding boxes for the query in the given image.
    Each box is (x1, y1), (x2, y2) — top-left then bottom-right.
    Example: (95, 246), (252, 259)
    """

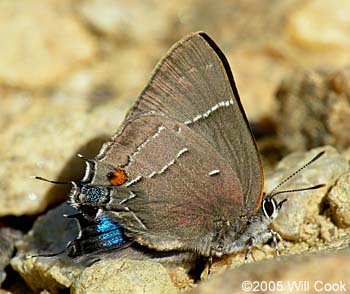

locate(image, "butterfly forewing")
(86, 32), (265, 256)
(124, 32), (263, 211)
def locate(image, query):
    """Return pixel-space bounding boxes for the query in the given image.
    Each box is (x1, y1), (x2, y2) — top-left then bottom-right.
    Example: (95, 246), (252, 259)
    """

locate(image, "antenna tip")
(315, 150), (327, 159)
(33, 176), (46, 181)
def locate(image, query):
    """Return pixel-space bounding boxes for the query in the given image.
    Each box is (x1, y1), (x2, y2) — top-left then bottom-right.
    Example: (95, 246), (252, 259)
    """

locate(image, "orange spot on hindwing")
(107, 169), (127, 186)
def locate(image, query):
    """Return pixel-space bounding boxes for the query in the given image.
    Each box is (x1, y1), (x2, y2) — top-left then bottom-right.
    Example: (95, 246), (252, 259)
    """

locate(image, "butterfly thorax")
(210, 195), (280, 257)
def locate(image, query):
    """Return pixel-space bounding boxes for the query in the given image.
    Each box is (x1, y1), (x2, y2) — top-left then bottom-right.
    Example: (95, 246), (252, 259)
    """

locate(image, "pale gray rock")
(71, 259), (178, 294)
(276, 67), (350, 152)
(327, 171), (350, 228)
(0, 98), (128, 217)
(0, 228), (22, 285)
(78, 0), (176, 42)
(265, 146), (348, 241)
(0, 0), (96, 88)
(191, 248), (350, 294)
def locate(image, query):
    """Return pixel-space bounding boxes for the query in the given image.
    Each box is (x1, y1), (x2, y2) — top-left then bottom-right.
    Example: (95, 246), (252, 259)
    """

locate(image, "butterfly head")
(260, 192), (287, 222)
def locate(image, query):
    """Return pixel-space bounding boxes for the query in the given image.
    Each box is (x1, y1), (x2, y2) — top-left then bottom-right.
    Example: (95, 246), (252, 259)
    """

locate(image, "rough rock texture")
(10, 256), (83, 294)
(286, 0), (350, 50)
(71, 259), (178, 294)
(265, 146), (348, 241)
(327, 172), (350, 228)
(78, 0), (178, 42)
(190, 248), (350, 294)
(0, 228), (22, 285)
(0, 98), (128, 217)
(1, 0), (350, 292)
(276, 67), (350, 152)
(0, 0), (96, 88)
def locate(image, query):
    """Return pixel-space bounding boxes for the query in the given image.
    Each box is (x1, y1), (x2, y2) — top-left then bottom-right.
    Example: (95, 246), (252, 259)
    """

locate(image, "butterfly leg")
(244, 237), (256, 263)
(268, 228), (288, 256)
(206, 256), (213, 275)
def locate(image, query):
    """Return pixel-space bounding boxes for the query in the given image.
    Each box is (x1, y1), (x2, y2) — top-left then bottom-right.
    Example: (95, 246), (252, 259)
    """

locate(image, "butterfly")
(36, 32), (324, 271)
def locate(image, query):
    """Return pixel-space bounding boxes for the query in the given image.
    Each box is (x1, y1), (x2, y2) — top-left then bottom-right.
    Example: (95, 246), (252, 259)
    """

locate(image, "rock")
(287, 0), (350, 50)
(276, 67), (350, 152)
(190, 248), (350, 294)
(71, 259), (178, 294)
(0, 228), (22, 285)
(11, 203), (84, 293)
(0, 96), (128, 217)
(280, 1), (350, 69)
(265, 146), (348, 241)
(327, 171), (350, 228)
(0, 0), (96, 89)
(11, 255), (83, 293)
(78, 0), (177, 42)
(228, 47), (291, 122)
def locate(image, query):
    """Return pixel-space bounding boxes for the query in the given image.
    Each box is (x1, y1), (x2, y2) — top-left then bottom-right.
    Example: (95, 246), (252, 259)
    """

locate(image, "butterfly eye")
(262, 198), (277, 219)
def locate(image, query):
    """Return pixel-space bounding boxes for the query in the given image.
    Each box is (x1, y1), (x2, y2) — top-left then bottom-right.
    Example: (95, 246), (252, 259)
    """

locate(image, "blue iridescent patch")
(96, 216), (124, 248)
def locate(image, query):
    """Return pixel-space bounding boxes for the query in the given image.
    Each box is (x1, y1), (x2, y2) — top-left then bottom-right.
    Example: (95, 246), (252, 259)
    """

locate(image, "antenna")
(269, 150), (326, 197)
(270, 184), (326, 199)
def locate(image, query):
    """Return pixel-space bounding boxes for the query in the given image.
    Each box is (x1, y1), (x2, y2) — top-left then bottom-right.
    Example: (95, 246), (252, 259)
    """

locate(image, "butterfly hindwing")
(78, 114), (244, 255)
